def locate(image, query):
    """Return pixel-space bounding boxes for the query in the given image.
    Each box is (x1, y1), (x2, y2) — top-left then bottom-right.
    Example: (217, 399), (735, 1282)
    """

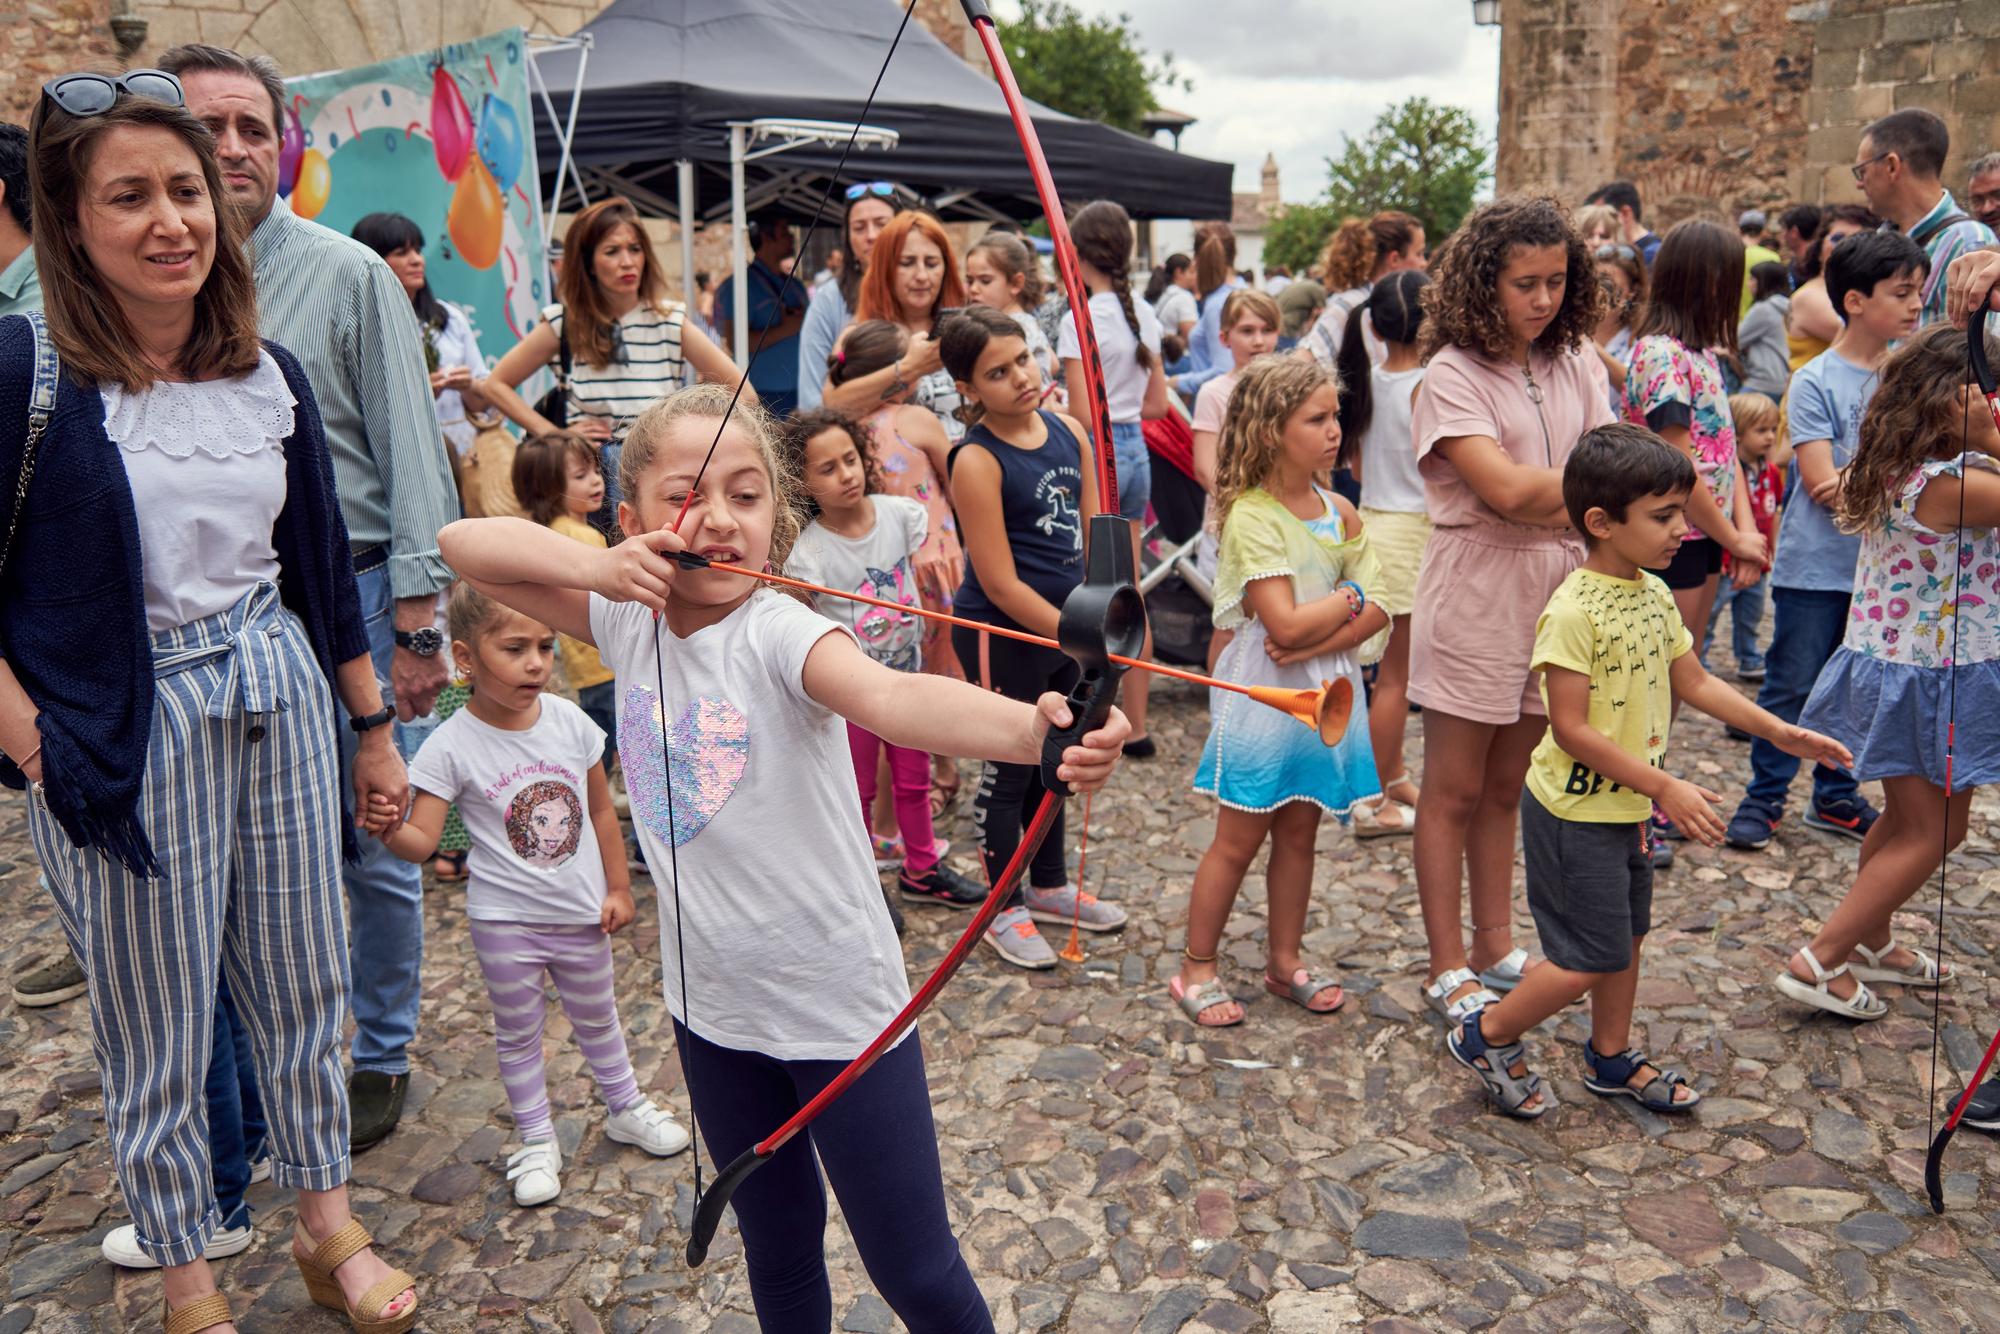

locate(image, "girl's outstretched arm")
(801, 631), (1129, 792)
(439, 517), (687, 641)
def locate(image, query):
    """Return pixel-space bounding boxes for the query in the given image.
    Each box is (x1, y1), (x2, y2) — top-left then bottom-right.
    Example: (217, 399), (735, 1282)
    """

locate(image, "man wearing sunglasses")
(156, 42), (458, 1154)
(1851, 108), (1997, 327)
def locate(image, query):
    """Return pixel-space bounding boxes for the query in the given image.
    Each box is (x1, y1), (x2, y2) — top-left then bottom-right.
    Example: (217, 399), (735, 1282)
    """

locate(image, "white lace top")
(103, 351), (296, 631)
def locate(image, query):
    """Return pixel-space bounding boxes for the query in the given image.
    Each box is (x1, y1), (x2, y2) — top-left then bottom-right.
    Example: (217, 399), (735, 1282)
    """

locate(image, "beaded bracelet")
(1338, 580), (1366, 619)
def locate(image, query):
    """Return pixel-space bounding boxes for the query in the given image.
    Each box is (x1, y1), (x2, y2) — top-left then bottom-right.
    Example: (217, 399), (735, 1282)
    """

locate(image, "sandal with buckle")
(1352, 795), (1414, 840)
(1581, 1043), (1701, 1112)
(1773, 945), (1887, 1021)
(164, 1293), (234, 1334)
(1264, 967), (1345, 1013)
(1476, 946), (1534, 994)
(294, 1219), (419, 1334)
(1446, 1010), (1549, 1119)
(1423, 967), (1499, 1026)
(1169, 974), (1244, 1027)
(1849, 939), (1955, 988)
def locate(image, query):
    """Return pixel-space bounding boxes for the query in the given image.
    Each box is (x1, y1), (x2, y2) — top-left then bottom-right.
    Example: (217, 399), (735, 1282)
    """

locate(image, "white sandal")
(1849, 939), (1954, 988)
(1423, 967), (1499, 1026)
(1352, 795), (1415, 840)
(1773, 946), (1888, 1021)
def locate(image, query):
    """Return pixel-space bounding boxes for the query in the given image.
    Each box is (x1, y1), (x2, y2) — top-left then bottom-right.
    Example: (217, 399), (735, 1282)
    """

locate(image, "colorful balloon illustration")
(448, 155), (504, 269)
(474, 93), (524, 194)
(291, 149), (330, 220)
(278, 103), (305, 197)
(430, 65), (474, 182)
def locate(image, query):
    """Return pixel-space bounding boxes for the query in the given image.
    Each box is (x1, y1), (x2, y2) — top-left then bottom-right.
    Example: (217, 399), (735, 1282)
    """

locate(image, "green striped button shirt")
(250, 205), (457, 599)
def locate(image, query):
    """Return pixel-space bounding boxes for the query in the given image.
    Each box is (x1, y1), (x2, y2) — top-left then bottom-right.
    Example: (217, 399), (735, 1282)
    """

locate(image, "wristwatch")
(394, 626), (445, 657)
(349, 706), (396, 735)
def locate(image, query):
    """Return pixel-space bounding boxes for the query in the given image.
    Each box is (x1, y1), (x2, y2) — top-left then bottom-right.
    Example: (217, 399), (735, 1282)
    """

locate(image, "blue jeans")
(1110, 420), (1150, 522)
(674, 1021), (991, 1332)
(1703, 573), (1767, 671)
(1744, 587), (1858, 815)
(342, 563), (430, 1075)
(206, 975), (266, 1230)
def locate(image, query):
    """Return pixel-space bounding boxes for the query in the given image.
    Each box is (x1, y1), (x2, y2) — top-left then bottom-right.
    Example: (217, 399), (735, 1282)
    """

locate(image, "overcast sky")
(994, 0), (1503, 203)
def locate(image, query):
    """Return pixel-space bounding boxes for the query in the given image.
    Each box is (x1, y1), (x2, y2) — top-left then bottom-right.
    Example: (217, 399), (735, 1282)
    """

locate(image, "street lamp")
(1472, 0), (1501, 24)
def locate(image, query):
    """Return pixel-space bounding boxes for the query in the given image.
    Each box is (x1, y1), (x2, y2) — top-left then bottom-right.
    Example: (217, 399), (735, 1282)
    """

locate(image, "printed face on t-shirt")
(506, 779), (584, 868)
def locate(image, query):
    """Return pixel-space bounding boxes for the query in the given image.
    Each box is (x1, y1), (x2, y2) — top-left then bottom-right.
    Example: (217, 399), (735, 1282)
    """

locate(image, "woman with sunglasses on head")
(477, 196), (751, 525)
(822, 210), (972, 442)
(0, 72), (419, 1334)
(796, 180), (900, 410)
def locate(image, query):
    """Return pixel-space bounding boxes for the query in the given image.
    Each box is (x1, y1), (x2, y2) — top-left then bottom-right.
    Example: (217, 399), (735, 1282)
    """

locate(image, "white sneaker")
(249, 1155), (271, 1185)
(506, 1139), (563, 1206)
(101, 1220), (255, 1269)
(605, 1099), (691, 1157)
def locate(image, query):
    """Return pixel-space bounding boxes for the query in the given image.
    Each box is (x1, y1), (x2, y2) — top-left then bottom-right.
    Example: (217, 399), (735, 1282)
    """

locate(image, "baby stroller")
(1138, 401), (1213, 668)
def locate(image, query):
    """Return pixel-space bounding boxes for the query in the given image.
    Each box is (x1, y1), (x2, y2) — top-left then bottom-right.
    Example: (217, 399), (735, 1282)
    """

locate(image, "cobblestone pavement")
(2, 668), (1998, 1332)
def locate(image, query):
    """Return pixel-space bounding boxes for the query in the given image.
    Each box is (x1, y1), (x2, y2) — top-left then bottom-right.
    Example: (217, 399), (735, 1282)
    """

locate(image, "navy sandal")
(1581, 1044), (1701, 1112)
(1445, 1009), (1548, 1119)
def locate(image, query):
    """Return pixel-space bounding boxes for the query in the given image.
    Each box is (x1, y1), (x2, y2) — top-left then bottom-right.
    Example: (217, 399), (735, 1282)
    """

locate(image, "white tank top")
(1358, 364), (1427, 514)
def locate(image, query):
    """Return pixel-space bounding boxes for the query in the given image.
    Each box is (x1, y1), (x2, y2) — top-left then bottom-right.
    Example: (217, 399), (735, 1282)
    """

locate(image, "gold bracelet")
(1181, 946), (1218, 964)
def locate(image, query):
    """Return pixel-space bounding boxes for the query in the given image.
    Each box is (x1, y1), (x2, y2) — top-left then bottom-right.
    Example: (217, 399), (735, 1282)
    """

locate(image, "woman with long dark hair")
(0, 74), (418, 1332)
(796, 182), (900, 409)
(350, 211), (491, 461)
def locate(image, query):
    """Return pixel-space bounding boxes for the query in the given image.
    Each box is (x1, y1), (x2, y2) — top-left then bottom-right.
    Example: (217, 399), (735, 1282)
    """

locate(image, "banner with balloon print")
(284, 28), (548, 353)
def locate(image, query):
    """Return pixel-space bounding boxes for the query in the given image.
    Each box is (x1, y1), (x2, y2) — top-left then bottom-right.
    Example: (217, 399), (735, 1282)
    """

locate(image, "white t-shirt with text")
(589, 588), (910, 1060)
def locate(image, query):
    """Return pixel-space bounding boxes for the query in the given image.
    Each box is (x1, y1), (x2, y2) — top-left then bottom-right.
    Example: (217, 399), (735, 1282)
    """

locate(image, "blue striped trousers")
(26, 583), (352, 1266)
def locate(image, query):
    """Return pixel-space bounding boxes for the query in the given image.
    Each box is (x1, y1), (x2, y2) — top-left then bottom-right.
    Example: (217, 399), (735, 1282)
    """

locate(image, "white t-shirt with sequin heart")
(589, 587), (911, 1060)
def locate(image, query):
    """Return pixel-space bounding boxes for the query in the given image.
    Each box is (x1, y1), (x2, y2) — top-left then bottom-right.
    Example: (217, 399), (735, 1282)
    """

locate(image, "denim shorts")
(1109, 420), (1150, 523)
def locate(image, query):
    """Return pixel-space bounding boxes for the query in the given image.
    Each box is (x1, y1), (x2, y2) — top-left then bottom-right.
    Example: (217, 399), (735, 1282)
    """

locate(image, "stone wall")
(1499, 0), (2000, 224)
(129, 0), (601, 74)
(0, 1), (118, 123)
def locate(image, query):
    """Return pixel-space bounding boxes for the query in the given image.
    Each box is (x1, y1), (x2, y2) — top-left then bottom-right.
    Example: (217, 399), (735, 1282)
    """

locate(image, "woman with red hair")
(821, 211), (970, 441)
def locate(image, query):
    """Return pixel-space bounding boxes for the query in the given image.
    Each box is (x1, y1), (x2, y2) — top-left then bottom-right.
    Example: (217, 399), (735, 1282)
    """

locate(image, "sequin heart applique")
(617, 685), (750, 848)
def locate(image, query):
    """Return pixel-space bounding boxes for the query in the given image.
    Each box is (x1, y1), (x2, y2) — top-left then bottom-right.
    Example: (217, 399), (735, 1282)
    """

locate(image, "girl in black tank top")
(940, 308), (1122, 969)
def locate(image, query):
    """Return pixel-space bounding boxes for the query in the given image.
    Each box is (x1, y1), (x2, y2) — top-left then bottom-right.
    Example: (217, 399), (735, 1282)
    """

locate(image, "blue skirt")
(1799, 647), (2000, 790)
(1193, 628), (1380, 817)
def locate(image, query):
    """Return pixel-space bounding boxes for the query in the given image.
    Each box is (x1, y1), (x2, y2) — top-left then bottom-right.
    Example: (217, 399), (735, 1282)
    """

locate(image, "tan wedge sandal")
(164, 1293), (233, 1334)
(294, 1219), (419, 1334)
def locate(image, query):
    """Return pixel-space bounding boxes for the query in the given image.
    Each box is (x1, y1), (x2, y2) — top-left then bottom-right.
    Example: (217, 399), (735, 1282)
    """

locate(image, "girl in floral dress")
(1780, 326), (1998, 1020)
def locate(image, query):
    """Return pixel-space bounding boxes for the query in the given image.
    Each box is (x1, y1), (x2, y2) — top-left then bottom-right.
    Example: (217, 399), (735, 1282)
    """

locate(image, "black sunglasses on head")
(41, 70), (185, 118)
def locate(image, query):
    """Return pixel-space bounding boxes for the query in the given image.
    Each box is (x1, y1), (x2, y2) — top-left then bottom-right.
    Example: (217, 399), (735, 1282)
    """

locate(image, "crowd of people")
(3, 43), (2000, 1333)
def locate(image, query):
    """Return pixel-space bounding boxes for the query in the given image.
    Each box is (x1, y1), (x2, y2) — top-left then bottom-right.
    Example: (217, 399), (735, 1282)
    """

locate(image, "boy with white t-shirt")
(372, 586), (689, 1207)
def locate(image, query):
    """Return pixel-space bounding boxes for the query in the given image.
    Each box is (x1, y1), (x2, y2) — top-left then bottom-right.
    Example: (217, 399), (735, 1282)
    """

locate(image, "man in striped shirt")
(1853, 108), (1998, 329)
(165, 43), (459, 1151)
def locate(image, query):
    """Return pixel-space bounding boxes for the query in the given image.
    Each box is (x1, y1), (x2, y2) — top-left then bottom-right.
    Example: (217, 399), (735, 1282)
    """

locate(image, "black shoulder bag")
(533, 313), (573, 429)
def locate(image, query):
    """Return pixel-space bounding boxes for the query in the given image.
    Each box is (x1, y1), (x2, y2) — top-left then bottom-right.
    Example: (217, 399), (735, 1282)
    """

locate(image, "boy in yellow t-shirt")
(1448, 425), (1851, 1120)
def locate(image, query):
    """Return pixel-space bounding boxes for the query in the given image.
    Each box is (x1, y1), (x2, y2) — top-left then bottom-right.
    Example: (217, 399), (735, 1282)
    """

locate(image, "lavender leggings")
(469, 921), (642, 1142)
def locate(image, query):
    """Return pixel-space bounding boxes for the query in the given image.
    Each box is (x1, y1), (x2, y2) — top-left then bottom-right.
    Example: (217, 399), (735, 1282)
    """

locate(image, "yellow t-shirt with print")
(550, 516), (615, 690)
(1525, 567), (1692, 823)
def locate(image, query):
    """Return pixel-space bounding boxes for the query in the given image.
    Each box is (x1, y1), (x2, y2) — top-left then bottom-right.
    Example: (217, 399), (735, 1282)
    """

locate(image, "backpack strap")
(1, 311), (59, 581)
(1908, 209), (1972, 250)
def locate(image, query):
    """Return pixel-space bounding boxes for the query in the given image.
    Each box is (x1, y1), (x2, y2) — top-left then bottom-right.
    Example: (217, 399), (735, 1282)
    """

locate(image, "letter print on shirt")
(1035, 470), (1081, 544)
(617, 686), (751, 848)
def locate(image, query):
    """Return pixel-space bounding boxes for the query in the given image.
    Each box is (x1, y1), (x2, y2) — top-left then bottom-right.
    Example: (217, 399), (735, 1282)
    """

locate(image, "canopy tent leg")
(678, 159), (698, 330)
(730, 124), (751, 365)
(524, 33), (592, 238)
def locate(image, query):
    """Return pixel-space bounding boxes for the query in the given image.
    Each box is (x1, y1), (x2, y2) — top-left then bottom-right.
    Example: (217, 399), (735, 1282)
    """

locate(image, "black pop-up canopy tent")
(529, 0), (1234, 225)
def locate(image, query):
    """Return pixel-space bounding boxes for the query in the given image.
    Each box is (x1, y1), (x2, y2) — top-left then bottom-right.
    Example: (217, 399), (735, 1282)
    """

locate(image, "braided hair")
(1069, 200), (1153, 372)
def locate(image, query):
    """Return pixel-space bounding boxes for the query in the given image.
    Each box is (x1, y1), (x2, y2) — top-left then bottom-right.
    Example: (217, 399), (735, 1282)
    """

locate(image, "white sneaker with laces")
(102, 1220), (254, 1269)
(506, 1139), (563, 1206)
(605, 1099), (692, 1157)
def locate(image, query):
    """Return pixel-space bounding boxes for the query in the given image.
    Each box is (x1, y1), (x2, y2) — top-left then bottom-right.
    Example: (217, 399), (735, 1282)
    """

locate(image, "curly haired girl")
(1779, 324), (2000, 1020)
(1406, 195), (1615, 1026)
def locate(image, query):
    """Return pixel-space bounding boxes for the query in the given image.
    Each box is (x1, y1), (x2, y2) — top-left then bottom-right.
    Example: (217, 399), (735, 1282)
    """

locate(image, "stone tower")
(1259, 153), (1280, 215)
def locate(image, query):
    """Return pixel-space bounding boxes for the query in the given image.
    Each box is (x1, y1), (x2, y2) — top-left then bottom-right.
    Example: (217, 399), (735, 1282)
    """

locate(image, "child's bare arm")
(1243, 576), (1369, 650)
(439, 516), (690, 637)
(801, 630), (1129, 791)
(1543, 665), (1725, 844)
(1668, 653), (1853, 771)
(586, 761), (635, 933)
(369, 792), (452, 863)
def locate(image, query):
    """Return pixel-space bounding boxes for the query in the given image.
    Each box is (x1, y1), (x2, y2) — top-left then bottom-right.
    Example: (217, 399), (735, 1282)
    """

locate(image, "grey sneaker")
(1022, 881), (1127, 932)
(982, 905), (1057, 969)
(13, 951), (87, 1008)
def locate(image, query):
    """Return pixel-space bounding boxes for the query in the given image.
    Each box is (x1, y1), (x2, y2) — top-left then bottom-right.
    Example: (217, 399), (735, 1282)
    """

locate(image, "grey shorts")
(1520, 791), (1653, 973)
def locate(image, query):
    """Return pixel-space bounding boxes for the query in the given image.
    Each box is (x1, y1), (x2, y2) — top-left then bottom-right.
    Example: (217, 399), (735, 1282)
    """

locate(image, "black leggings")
(674, 1021), (992, 1332)
(952, 624), (1077, 897)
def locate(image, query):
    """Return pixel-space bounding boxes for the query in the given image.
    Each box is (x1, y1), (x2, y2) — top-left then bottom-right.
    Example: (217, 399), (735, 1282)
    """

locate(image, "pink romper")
(864, 404), (966, 682)
(1408, 342), (1614, 724)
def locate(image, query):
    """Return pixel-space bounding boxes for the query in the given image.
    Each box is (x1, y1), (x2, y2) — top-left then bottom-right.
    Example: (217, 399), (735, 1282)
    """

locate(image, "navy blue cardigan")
(0, 316), (371, 871)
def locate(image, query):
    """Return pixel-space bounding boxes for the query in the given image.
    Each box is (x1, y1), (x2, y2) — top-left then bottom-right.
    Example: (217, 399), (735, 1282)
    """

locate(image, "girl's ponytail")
(1070, 199), (1152, 371)
(1335, 270), (1429, 466)
(828, 319), (906, 386)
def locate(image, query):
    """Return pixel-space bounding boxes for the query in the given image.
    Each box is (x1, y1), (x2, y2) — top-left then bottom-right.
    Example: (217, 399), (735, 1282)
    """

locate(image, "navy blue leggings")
(673, 1020), (992, 1333)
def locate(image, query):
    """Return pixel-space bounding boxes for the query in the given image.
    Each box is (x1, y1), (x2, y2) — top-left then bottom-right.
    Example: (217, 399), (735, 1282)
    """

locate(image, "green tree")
(997, 0), (1188, 135)
(1323, 97), (1491, 241)
(1263, 98), (1492, 273)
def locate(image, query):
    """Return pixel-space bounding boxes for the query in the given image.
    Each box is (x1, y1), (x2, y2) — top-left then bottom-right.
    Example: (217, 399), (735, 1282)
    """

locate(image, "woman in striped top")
(483, 197), (752, 517)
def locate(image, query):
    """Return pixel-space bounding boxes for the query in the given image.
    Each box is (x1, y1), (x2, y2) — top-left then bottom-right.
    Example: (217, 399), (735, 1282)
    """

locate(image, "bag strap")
(0, 311), (59, 581)
(1908, 209), (1971, 250)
